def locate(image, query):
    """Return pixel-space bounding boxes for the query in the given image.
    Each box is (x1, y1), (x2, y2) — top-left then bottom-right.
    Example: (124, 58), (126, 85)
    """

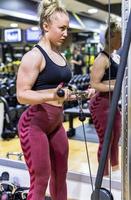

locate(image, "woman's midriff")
(37, 88), (64, 107)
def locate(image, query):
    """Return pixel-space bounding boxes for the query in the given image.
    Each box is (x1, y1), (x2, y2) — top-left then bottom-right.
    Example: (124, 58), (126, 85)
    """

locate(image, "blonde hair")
(38, 0), (68, 34)
(105, 21), (121, 44)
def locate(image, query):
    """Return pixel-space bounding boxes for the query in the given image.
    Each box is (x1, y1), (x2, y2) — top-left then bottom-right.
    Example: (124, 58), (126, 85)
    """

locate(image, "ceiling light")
(10, 23), (18, 27)
(87, 8), (98, 14)
(31, 26), (39, 31)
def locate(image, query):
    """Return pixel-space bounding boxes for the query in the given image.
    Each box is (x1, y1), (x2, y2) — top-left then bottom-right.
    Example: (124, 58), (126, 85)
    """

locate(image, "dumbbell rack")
(0, 98), (4, 138)
(0, 96), (16, 139)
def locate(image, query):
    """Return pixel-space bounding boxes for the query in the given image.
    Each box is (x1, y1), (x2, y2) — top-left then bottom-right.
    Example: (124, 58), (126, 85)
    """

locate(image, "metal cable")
(81, 120), (94, 191)
(76, 94), (94, 192)
(108, 0), (112, 193)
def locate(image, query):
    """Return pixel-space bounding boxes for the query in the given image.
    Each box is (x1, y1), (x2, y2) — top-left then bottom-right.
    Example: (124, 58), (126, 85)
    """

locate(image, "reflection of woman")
(16, 0), (74, 199)
(89, 22), (121, 176)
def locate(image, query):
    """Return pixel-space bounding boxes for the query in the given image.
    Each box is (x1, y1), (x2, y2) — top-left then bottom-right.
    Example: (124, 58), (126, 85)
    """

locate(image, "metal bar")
(122, 1), (131, 200)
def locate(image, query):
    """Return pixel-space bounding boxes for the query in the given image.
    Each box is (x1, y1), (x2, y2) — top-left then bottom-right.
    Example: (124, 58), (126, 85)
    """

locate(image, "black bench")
(64, 106), (91, 137)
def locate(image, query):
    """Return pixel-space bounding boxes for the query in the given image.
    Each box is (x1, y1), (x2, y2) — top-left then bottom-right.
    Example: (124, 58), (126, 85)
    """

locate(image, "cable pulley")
(91, 188), (113, 200)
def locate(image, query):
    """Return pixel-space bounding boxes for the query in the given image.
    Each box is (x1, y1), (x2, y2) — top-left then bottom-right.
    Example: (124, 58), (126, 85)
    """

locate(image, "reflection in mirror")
(0, 0), (126, 199)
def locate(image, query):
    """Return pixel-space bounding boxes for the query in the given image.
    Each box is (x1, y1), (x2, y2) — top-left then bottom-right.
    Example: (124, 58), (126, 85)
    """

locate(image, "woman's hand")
(86, 88), (96, 99)
(54, 84), (96, 103)
(54, 84), (72, 103)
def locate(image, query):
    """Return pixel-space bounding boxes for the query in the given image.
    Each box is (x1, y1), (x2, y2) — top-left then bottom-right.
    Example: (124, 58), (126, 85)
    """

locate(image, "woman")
(16, 0), (74, 199)
(89, 22), (121, 176)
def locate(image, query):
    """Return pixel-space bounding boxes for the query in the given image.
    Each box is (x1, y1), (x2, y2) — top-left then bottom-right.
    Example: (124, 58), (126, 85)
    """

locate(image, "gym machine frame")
(122, 0), (131, 200)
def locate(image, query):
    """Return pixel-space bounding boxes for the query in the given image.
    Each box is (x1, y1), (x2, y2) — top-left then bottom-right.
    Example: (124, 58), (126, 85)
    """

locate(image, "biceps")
(17, 68), (38, 92)
(91, 68), (105, 83)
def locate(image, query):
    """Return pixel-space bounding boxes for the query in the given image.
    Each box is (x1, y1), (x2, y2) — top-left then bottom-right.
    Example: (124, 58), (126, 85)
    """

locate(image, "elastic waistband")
(41, 102), (63, 110)
(98, 91), (113, 97)
(29, 103), (63, 112)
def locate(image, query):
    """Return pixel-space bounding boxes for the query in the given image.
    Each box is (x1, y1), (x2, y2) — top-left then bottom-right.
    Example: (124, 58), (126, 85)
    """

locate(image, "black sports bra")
(101, 51), (118, 81)
(32, 45), (72, 90)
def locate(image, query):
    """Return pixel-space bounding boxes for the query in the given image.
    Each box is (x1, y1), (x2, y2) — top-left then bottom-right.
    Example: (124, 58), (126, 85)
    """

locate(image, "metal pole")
(122, 1), (131, 200)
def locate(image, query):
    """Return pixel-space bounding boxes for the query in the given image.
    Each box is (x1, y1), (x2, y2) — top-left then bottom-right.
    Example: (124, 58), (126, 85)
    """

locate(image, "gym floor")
(0, 117), (121, 179)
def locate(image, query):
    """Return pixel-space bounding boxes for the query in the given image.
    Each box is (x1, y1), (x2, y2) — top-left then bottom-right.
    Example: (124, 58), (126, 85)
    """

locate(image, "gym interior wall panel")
(68, 12), (85, 31)
(0, 0), (38, 23)
(0, 0), (37, 16)
(78, 15), (106, 32)
(0, 0), (105, 32)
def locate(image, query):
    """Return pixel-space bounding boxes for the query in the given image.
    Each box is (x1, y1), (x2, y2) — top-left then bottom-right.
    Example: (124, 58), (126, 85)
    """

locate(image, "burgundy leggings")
(18, 103), (68, 200)
(89, 92), (121, 175)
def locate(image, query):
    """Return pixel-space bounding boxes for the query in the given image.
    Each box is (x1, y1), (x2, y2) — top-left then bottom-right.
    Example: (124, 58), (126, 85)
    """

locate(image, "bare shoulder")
(93, 53), (109, 69)
(19, 47), (46, 74)
(17, 47), (44, 89)
(21, 47), (43, 65)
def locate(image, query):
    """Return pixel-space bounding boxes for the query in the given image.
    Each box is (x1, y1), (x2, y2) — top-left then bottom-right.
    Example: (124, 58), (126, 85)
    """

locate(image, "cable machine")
(121, 0), (131, 200)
